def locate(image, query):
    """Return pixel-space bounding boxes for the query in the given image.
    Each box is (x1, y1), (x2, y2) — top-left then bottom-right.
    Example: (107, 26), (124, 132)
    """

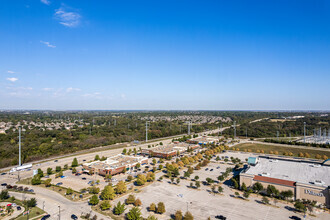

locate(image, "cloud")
(66, 87), (81, 92)
(40, 0), (51, 5)
(82, 92), (102, 99)
(7, 70), (15, 74)
(42, 88), (53, 91)
(40, 41), (56, 48)
(54, 7), (81, 27)
(121, 94), (127, 99)
(6, 77), (18, 82)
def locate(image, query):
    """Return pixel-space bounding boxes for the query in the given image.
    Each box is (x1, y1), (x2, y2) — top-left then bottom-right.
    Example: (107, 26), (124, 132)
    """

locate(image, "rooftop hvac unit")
(260, 172), (270, 177)
(314, 180), (325, 185)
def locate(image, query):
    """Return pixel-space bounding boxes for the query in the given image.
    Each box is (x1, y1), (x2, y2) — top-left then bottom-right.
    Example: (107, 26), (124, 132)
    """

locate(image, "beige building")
(240, 157), (330, 208)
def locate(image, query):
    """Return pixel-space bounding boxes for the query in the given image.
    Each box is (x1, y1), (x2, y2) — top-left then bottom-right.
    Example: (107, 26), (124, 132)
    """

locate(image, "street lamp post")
(58, 205), (60, 220)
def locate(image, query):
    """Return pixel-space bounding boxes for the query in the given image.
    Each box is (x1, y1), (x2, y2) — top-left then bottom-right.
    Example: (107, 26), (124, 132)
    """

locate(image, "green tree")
(100, 200), (111, 210)
(243, 191), (250, 199)
(114, 201), (126, 215)
(218, 186), (223, 193)
(134, 198), (142, 207)
(195, 181), (200, 188)
(241, 182), (247, 191)
(25, 198), (37, 207)
(174, 210), (183, 220)
(64, 164), (68, 170)
(95, 155), (100, 161)
(149, 203), (156, 212)
(44, 178), (52, 187)
(37, 168), (44, 177)
(31, 175), (41, 185)
(0, 190), (9, 200)
(183, 211), (194, 220)
(266, 185), (279, 197)
(126, 194), (136, 205)
(147, 215), (158, 220)
(66, 188), (73, 195)
(294, 201), (306, 212)
(55, 166), (61, 172)
(280, 190), (293, 202)
(89, 194), (99, 205)
(72, 158), (78, 167)
(262, 196), (269, 204)
(88, 186), (100, 194)
(115, 181), (127, 194)
(127, 207), (142, 220)
(157, 202), (165, 214)
(47, 167), (52, 175)
(101, 185), (115, 200)
(72, 167), (77, 174)
(136, 174), (147, 186)
(252, 182), (263, 194)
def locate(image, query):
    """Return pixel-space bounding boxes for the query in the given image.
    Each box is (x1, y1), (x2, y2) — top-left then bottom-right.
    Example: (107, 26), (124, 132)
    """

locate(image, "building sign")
(304, 189), (324, 197)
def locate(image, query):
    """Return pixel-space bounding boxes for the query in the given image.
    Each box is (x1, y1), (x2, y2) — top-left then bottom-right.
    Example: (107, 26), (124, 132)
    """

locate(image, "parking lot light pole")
(58, 205), (60, 220)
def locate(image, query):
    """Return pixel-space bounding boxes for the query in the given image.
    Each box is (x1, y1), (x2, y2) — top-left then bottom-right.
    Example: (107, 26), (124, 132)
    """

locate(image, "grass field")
(15, 206), (45, 220)
(235, 143), (330, 159)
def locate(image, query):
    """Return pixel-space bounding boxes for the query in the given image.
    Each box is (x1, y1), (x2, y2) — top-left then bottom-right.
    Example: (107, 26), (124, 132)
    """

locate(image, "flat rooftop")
(245, 157), (330, 187)
(84, 154), (146, 170)
(146, 143), (197, 154)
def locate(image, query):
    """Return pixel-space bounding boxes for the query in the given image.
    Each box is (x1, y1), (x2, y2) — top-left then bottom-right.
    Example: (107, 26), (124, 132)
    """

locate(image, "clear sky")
(1, 0), (329, 110)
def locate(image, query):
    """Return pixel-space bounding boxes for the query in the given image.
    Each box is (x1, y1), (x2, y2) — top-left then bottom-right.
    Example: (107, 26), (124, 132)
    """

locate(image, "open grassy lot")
(235, 143), (330, 159)
(15, 206), (45, 220)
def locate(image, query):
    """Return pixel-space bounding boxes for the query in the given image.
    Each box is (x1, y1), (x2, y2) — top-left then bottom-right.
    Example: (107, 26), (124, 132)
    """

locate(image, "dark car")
(82, 177), (87, 180)
(1, 172), (6, 175)
(290, 216), (301, 220)
(83, 159), (86, 162)
(56, 182), (63, 186)
(54, 160), (58, 162)
(210, 169), (213, 171)
(1, 183), (7, 186)
(205, 168), (208, 171)
(71, 214), (78, 220)
(17, 206), (21, 210)
(41, 214), (51, 220)
(215, 215), (226, 220)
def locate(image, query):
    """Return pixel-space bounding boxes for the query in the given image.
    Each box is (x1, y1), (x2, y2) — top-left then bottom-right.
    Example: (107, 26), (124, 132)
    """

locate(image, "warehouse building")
(82, 154), (148, 176)
(142, 143), (199, 158)
(240, 156), (330, 208)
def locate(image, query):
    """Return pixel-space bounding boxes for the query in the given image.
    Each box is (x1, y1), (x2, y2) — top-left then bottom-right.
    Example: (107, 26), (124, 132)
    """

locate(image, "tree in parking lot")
(195, 181), (200, 189)
(31, 175), (41, 185)
(101, 185), (115, 200)
(134, 198), (142, 207)
(294, 200), (306, 212)
(64, 164), (68, 170)
(72, 158), (79, 167)
(114, 201), (126, 215)
(217, 175), (224, 182)
(218, 186), (223, 194)
(149, 203), (156, 212)
(127, 175), (133, 182)
(206, 177), (214, 185)
(194, 175), (199, 180)
(88, 186), (100, 194)
(127, 207), (142, 220)
(55, 166), (61, 172)
(115, 181), (127, 194)
(174, 210), (183, 220)
(44, 178), (52, 187)
(72, 167), (77, 174)
(146, 172), (155, 182)
(136, 174), (147, 186)
(126, 194), (136, 205)
(37, 168), (44, 177)
(89, 194), (99, 205)
(243, 191), (250, 199)
(156, 202), (165, 214)
(100, 200), (111, 210)
(183, 211), (193, 220)
(47, 167), (52, 175)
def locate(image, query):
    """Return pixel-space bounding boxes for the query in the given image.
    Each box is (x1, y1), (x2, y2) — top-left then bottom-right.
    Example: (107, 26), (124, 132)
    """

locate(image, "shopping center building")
(142, 142), (199, 158)
(240, 156), (330, 208)
(82, 154), (148, 176)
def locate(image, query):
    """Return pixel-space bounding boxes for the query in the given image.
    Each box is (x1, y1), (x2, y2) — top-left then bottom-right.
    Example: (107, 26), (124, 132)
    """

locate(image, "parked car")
(215, 215), (226, 220)
(56, 182), (63, 186)
(82, 177), (87, 180)
(205, 168), (208, 171)
(290, 216), (301, 220)
(29, 189), (34, 193)
(41, 214), (51, 220)
(1, 172), (6, 175)
(54, 160), (58, 162)
(17, 206), (21, 210)
(216, 166), (220, 169)
(1, 183), (7, 186)
(83, 159), (86, 162)
(71, 214), (78, 220)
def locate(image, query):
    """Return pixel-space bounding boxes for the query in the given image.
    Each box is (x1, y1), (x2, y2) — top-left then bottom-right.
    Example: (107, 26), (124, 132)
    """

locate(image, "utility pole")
(145, 121), (150, 142)
(19, 127), (21, 166)
(233, 121), (236, 139)
(303, 122), (306, 143)
(58, 205), (60, 220)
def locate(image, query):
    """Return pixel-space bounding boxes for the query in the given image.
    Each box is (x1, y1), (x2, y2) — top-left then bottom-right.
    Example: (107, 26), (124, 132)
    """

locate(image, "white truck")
(10, 164), (32, 173)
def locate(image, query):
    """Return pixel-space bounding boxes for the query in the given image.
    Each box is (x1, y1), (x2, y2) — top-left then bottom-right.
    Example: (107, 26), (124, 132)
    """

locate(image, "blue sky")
(0, 0), (329, 110)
